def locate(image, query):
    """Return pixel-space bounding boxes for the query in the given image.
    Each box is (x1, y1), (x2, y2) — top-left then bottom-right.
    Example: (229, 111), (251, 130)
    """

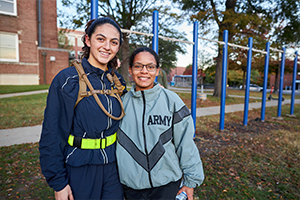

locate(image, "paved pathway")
(0, 90), (299, 147)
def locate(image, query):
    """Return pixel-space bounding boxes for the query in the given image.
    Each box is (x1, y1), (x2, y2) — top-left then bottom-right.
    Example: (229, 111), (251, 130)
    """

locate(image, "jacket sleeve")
(172, 96), (205, 188)
(39, 72), (76, 191)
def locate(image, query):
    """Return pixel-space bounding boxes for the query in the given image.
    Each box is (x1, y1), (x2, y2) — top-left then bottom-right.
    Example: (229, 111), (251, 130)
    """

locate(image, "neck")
(87, 58), (108, 71)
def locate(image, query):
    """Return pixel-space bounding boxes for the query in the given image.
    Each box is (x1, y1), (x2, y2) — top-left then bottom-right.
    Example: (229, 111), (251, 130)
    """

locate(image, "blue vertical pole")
(191, 21), (198, 137)
(91, 0), (98, 19)
(261, 42), (270, 122)
(152, 10), (159, 82)
(290, 51), (298, 115)
(219, 30), (228, 131)
(277, 47), (286, 117)
(243, 37), (253, 126)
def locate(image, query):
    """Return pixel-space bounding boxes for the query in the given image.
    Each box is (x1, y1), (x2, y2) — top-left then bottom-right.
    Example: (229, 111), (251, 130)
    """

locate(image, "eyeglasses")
(132, 63), (157, 72)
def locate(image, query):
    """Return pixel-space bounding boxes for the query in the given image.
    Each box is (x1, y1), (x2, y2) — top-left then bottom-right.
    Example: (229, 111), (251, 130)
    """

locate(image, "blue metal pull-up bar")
(290, 51), (298, 116)
(219, 30), (228, 131)
(277, 47), (286, 117)
(261, 42), (270, 122)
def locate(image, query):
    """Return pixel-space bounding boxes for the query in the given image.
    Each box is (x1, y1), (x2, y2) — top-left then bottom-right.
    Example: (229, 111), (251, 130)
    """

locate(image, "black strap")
(73, 136), (82, 148)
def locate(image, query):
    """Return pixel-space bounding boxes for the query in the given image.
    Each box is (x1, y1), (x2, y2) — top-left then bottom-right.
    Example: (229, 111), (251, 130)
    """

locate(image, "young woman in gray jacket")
(116, 47), (204, 200)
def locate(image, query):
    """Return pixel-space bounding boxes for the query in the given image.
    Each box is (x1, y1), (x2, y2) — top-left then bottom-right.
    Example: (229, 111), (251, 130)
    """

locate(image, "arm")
(39, 73), (76, 192)
(172, 99), (205, 193)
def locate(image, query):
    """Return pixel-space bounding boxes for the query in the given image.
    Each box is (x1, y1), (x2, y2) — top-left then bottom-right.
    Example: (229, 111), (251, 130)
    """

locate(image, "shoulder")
(161, 88), (182, 102)
(159, 88), (186, 112)
(54, 66), (78, 81)
(50, 66), (79, 94)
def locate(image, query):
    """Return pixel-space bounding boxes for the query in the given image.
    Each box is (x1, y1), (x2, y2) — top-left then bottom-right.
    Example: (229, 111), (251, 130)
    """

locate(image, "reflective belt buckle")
(100, 137), (107, 149)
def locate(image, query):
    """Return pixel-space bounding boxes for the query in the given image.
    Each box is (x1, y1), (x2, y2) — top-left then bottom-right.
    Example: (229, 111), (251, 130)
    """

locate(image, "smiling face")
(85, 23), (120, 70)
(129, 51), (159, 92)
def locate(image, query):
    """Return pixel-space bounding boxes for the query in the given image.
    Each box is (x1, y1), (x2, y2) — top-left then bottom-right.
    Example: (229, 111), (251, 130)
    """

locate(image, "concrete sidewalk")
(0, 89), (48, 99)
(0, 90), (299, 147)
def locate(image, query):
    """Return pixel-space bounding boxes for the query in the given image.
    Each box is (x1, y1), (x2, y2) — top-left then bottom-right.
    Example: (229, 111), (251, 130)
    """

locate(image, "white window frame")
(0, 0), (17, 16)
(67, 36), (75, 46)
(0, 32), (19, 62)
(76, 36), (84, 47)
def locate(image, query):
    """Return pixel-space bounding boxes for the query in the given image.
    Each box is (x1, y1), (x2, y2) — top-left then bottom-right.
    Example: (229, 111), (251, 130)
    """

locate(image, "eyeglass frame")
(131, 62), (158, 72)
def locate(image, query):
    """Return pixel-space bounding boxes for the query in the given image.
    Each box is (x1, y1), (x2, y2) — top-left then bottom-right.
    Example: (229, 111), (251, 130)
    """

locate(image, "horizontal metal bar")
(158, 35), (194, 44)
(121, 28), (194, 44)
(198, 36), (225, 45)
(121, 29), (154, 37)
(270, 47), (284, 53)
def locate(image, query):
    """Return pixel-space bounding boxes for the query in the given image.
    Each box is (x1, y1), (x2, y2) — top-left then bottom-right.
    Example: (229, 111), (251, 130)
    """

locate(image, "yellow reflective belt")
(68, 132), (116, 149)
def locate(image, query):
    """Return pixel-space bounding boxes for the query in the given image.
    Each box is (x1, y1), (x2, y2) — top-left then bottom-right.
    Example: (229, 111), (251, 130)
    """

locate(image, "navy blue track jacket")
(39, 58), (127, 191)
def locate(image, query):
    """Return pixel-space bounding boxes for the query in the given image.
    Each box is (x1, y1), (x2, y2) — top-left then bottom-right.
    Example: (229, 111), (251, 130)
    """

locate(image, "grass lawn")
(0, 104), (299, 199)
(1, 89), (267, 129)
(194, 104), (300, 199)
(0, 93), (47, 129)
(178, 92), (261, 109)
(227, 89), (300, 100)
(0, 86), (299, 199)
(0, 85), (50, 94)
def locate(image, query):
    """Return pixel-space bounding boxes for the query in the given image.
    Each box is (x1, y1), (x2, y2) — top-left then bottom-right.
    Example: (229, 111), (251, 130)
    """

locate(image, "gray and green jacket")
(116, 83), (204, 190)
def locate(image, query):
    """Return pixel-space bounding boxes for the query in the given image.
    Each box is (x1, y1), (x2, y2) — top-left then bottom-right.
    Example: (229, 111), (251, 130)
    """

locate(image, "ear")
(155, 68), (159, 76)
(85, 34), (91, 47)
(128, 67), (133, 76)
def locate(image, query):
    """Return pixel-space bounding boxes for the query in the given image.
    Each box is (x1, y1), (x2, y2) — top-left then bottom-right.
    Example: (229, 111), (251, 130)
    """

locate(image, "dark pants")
(123, 179), (181, 200)
(66, 162), (123, 200)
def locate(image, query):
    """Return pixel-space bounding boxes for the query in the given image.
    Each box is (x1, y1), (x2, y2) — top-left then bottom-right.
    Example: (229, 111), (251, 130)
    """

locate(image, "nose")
(140, 65), (148, 73)
(103, 40), (110, 50)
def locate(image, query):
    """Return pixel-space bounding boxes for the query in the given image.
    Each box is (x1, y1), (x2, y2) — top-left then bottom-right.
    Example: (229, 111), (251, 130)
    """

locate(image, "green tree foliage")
(269, 0), (300, 45)
(227, 70), (243, 87)
(204, 65), (216, 84)
(59, 0), (188, 82)
(173, 0), (300, 97)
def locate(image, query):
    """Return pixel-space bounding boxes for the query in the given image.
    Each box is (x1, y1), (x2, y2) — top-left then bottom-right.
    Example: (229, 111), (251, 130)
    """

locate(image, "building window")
(69, 50), (75, 60)
(77, 51), (83, 59)
(67, 36), (75, 46)
(0, 0), (17, 16)
(77, 37), (84, 47)
(0, 32), (19, 62)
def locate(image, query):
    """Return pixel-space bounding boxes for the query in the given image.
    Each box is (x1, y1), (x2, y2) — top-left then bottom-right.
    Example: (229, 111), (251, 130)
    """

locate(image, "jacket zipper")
(141, 91), (153, 188)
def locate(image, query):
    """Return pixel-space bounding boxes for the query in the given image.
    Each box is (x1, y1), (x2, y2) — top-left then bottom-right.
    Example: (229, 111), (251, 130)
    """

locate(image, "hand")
(55, 184), (74, 200)
(158, 83), (165, 88)
(177, 185), (194, 200)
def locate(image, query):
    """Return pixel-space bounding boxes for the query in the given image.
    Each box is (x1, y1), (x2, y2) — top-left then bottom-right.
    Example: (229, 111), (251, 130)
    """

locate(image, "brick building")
(0, 0), (68, 85)
(58, 28), (84, 60)
(270, 73), (300, 90)
(167, 66), (186, 82)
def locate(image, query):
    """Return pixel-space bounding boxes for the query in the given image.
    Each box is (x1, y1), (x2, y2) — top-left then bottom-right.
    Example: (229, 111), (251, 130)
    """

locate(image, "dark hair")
(129, 47), (160, 68)
(81, 17), (123, 71)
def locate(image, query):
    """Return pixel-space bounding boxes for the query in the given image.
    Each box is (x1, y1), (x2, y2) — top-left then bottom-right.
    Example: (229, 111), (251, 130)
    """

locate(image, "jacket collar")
(130, 82), (161, 101)
(82, 57), (113, 75)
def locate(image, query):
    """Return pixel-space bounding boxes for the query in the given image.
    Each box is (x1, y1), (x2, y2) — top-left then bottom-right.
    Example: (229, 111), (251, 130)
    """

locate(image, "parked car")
(239, 84), (263, 92)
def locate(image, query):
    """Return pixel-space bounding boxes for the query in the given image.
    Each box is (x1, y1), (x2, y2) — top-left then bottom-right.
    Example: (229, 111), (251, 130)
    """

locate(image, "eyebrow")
(134, 62), (157, 65)
(95, 33), (119, 41)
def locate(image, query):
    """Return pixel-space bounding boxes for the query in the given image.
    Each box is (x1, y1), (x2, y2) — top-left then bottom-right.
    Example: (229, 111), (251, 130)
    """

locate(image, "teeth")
(100, 52), (109, 55)
(139, 77), (149, 80)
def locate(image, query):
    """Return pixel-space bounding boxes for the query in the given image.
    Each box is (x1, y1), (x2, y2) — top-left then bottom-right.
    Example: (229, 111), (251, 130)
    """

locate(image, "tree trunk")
(242, 70), (246, 89)
(274, 66), (279, 94)
(121, 36), (130, 83)
(213, 50), (223, 97)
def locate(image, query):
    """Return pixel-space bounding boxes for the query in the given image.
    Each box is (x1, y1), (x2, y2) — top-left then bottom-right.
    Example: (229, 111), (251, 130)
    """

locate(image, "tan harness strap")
(71, 60), (125, 121)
